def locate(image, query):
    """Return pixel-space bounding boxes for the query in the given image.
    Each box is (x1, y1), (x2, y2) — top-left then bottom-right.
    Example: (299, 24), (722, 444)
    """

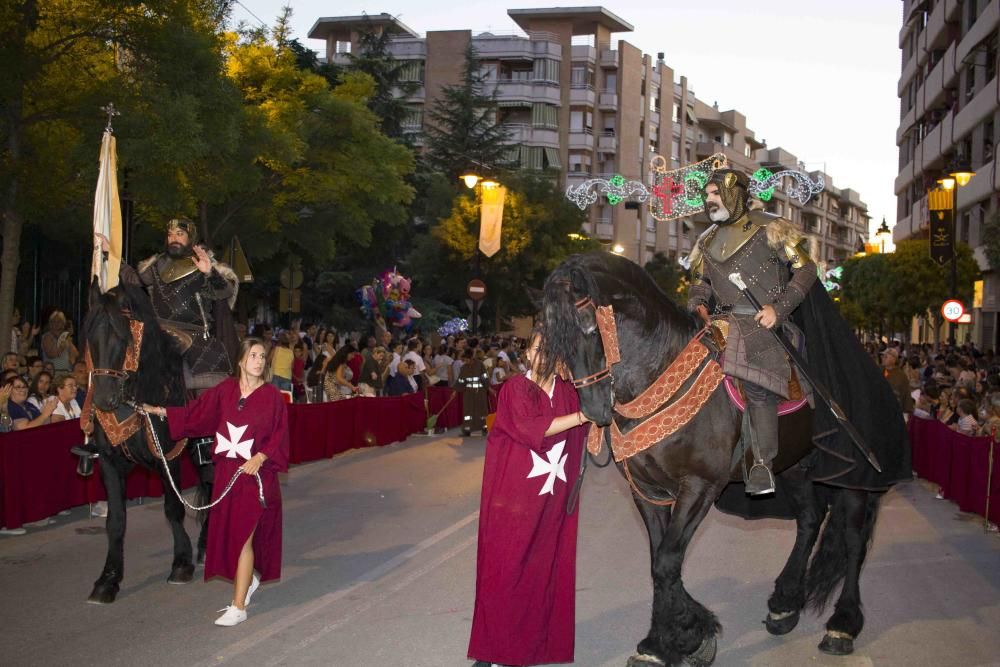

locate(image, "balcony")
(954, 74), (999, 140)
(598, 92), (618, 110)
(386, 39), (426, 58)
(474, 36), (534, 60)
(596, 221), (614, 239)
(568, 130), (594, 150)
(648, 109), (660, 126)
(599, 48), (618, 68)
(503, 124), (560, 147)
(571, 45), (597, 63)
(956, 0), (999, 68)
(494, 80), (562, 105)
(598, 134), (617, 153)
(913, 42), (956, 119)
(570, 85), (595, 106)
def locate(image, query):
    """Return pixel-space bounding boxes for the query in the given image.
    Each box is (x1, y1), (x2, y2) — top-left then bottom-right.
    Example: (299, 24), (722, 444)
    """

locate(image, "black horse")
(542, 252), (899, 666)
(83, 279), (209, 604)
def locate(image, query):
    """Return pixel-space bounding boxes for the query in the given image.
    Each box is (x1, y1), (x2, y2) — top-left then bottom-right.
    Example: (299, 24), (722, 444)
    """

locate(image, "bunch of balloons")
(356, 269), (422, 330)
(437, 318), (469, 337)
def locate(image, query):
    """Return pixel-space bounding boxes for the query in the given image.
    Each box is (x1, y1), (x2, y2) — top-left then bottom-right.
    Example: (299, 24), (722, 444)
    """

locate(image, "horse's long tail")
(805, 490), (880, 612)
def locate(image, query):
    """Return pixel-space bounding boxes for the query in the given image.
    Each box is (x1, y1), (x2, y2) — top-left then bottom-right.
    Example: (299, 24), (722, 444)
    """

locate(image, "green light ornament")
(683, 170), (709, 207)
(752, 168), (776, 202)
(607, 174), (625, 205)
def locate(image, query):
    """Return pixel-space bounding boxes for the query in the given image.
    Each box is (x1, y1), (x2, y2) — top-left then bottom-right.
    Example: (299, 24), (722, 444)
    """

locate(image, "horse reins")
(82, 315), (263, 510)
(567, 294), (723, 507)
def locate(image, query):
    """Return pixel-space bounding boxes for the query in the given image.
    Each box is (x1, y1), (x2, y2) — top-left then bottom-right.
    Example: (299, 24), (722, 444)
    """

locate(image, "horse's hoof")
(818, 632), (854, 656)
(764, 609), (800, 635)
(684, 635), (717, 667)
(626, 653), (666, 667)
(167, 564), (194, 584)
(87, 583), (119, 604)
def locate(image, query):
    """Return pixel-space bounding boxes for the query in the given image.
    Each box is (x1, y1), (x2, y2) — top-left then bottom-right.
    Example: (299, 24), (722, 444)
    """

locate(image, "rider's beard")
(708, 203), (732, 224)
(165, 241), (192, 259)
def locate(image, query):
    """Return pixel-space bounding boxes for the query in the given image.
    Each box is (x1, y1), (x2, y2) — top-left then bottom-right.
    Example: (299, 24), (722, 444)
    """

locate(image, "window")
(604, 72), (617, 92)
(649, 86), (659, 112)
(723, 131), (733, 147)
(603, 116), (616, 135)
(533, 59), (560, 83)
(570, 111), (583, 131)
(531, 103), (558, 129)
(570, 65), (593, 87)
(965, 64), (976, 101)
(401, 107), (422, 130)
(985, 119), (995, 162)
(672, 102), (680, 123)
(568, 152), (592, 173)
(479, 63), (498, 81)
(744, 144), (752, 158)
(399, 60), (425, 83)
(520, 146), (544, 170)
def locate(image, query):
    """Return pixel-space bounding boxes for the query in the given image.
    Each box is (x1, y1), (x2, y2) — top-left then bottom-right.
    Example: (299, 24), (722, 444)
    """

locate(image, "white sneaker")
(0, 527), (26, 536)
(91, 501), (108, 518)
(244, 574), (260, 606)
(214, 605), (247, 626)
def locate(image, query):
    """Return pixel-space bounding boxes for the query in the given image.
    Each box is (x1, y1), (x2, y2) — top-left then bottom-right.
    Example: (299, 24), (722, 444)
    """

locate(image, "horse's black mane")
(541, 252), (699, 377)
(83, 279), (186, 405)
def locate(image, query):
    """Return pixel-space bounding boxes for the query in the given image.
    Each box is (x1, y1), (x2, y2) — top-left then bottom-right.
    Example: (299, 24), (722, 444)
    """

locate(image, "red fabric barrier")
(2, 388), (489, 528)
(0, 420), (200, 530)
(906, 416), (999, 525)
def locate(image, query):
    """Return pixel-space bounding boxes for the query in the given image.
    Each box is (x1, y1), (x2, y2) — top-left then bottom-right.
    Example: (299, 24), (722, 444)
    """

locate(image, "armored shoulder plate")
(159, 257), (199, 284)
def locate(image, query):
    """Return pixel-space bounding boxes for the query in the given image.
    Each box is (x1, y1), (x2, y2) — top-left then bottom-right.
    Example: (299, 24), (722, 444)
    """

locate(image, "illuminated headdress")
(167, 217), (198, 242)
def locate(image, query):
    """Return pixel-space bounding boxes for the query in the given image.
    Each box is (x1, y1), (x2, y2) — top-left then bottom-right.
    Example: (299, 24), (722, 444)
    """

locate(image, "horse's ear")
(525, 286), (544, 312)
(88, 277), (103, 309)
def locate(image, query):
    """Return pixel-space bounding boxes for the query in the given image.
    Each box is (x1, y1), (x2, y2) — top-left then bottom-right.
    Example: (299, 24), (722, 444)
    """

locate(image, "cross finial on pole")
(100, 103), (119, 132)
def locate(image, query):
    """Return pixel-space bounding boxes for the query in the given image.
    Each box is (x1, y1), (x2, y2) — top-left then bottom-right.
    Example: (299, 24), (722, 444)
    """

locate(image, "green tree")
(344, 21), (419, 139)
(423, 172), (596, 327)
(644, 251), (688, 303)
(840, 239), (980, 342)
(422, 43), (512, 181)
(0, 0), (237, 340)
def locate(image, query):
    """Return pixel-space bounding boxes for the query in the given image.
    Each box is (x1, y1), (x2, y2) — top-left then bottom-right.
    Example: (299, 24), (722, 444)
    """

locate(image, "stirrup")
(746, 462), (775, 496)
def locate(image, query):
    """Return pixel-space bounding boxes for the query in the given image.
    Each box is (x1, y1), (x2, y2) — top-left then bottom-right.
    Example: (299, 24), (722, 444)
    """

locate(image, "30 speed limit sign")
(941, 299), (965, 322)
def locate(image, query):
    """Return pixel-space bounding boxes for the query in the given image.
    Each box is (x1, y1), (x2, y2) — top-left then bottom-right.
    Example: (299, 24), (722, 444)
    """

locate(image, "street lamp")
(875, 216), (891, 254)
(938, 157), (976, 345)
(612, 244), (625, 254)
(459, 172), (501, 334)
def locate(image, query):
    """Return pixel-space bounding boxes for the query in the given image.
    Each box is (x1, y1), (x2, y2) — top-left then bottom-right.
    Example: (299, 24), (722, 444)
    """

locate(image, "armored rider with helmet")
(686, 169), (817, 495)
(132, 218), (239, 389)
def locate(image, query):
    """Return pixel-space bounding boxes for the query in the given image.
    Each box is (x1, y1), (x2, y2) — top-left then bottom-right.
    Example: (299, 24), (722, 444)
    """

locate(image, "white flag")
(92, 130), (122, 292)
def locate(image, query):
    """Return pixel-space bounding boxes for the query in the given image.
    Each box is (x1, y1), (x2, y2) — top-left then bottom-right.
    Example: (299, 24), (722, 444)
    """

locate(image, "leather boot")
(746, 404), (778, 495)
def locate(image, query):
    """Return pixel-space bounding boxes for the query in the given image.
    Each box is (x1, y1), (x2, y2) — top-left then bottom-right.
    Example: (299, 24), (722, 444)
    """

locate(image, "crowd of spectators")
(246, 320), (529, 405)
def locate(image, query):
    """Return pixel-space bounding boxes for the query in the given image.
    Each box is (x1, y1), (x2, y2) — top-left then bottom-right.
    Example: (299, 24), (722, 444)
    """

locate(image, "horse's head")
(84, 282), (144, 412)
(540, 255), (619, 426)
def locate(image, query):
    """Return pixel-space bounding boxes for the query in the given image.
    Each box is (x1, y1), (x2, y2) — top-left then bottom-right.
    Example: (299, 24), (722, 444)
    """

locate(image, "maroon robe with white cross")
(166, 377), (289, 582)
(468, 374), (589, 666)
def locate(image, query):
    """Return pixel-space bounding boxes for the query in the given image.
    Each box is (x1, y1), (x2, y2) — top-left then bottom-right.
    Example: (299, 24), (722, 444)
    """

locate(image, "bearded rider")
(685, 170), (817, 495)
(102, 218), (239, 388)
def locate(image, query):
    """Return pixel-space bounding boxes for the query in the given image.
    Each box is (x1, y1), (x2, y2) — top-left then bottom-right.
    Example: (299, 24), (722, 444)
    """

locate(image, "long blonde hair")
(234, 337), (272, 383)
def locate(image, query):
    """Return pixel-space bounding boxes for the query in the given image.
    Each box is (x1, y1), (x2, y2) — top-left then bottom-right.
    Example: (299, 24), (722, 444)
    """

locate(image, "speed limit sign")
(941, 299), (965, 322)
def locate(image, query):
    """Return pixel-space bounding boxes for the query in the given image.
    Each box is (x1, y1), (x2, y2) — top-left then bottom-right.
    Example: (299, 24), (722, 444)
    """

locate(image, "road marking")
(194, 510), (479, 666)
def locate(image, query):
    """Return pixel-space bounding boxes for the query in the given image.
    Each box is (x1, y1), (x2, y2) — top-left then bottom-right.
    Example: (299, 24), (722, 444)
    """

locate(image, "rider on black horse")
(99, 218), (239, 559)
(686, 170), (817, 495)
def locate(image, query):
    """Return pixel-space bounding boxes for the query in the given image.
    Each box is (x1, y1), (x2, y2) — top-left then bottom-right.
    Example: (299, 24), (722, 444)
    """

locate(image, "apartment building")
(896, 0), (999, 345)
(309, 7), (868, 272)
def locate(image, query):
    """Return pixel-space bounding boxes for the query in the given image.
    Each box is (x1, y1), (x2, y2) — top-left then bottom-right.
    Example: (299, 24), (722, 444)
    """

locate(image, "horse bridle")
(86, 318), (145, 405)
(569, 296), (622, 390)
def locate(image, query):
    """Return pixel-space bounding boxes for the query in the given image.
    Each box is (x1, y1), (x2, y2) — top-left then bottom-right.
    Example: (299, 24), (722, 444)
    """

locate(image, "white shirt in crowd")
(389, 352), (401, 377)
(402, 350), (426, 374)
(490, 366), (507, 386)
(54, 399), (82, 420)
(433, 354), (453, 383)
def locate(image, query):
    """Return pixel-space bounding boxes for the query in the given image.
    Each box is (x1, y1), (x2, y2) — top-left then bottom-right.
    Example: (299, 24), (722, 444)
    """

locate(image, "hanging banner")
(479, 185), (506, 258)
(92, 130), (123, 292)
(927, 188), (954, 266)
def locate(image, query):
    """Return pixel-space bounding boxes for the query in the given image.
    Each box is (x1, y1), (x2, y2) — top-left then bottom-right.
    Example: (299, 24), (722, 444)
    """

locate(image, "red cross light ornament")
(652, 177), (685, 217)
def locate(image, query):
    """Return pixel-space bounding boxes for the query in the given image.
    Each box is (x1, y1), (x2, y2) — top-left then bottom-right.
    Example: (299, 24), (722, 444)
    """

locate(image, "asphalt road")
(1, 430), (998, 667)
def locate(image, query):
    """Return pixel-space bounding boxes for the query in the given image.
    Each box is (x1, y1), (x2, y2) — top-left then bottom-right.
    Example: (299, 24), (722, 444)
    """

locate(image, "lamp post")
(460, 173), (500, 334)
(875, 216), (891, 254)
(938, 158), (976, 346)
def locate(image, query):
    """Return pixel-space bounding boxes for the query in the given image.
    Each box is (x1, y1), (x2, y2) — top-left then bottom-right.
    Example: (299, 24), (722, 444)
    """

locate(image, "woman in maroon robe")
(469, 333), (590, 666)
(144, 337), (289, 627)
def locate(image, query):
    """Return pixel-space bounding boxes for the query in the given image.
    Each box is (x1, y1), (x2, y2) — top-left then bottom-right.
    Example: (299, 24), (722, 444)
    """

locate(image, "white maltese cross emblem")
(215, 422), (254, 460)
(527, 440), (568, 495)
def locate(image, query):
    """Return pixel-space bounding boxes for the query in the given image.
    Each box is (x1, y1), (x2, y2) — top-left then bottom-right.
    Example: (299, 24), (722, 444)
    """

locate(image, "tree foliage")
(839, 238), (980, 341)
(422, 173), (595, 325)
(643, 251), (688, 303)
(422, 43), (512, 181)
(344, 21), (419, 139)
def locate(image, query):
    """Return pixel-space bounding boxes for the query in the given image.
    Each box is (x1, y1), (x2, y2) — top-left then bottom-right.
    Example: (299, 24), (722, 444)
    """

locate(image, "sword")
(728, 272), (882, 473)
